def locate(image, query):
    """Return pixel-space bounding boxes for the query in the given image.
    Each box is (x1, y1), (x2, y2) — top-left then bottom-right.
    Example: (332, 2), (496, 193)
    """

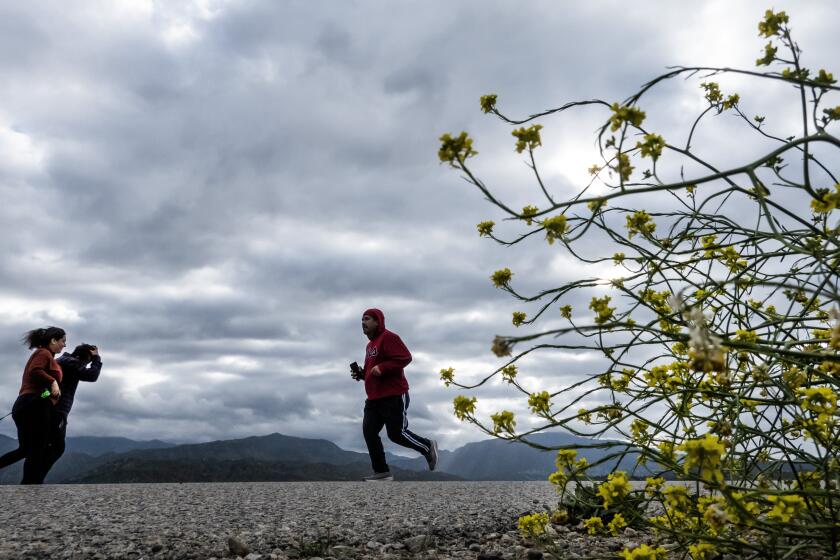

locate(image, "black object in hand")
(350, 361), (364, 380)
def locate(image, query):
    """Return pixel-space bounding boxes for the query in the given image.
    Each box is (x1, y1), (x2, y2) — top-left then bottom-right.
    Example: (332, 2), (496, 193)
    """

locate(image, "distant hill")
(0, 430), (644, 484)
(0, 434), (16, 454)
(115, 433), (365, 464)
(389, 432), (643, 480)
(69, 433), (459, 483)
(66, 436), (174, 457)
(0, 434), (176, 484)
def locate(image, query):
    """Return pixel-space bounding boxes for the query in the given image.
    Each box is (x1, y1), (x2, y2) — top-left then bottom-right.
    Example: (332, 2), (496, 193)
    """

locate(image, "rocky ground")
(0, 481), (656, 560)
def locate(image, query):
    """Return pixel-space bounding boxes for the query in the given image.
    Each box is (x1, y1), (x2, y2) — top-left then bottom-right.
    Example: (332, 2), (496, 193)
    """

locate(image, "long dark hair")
(23, 327), (65, 349)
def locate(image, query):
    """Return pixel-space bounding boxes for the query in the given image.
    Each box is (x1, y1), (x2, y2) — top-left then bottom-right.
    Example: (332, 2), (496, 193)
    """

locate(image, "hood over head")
(363, 308), (385, 336)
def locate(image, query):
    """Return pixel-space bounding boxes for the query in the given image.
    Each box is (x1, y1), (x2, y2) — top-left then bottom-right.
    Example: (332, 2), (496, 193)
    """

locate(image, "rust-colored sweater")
(19, 348), (63, 405)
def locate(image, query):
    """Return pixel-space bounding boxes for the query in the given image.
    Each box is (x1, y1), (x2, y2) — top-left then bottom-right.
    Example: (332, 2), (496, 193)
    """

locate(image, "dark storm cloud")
(0, 1), (837, 453)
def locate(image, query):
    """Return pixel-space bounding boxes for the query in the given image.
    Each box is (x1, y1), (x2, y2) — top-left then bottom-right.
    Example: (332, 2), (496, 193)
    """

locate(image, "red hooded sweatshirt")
(363, 308), (411, 400)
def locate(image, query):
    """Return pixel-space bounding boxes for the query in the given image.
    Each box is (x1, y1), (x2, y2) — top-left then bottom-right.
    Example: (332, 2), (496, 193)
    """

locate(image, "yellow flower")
(658, 440), (677, 463)
(613, 152), (634, 182)
(611, 369), (633, 392)
(476, 221), (495, 237)
(479, 94), (497, 114)
(490, 410), (516, 435)
(679, 434), (727, 484)
(644, 364), (669, 388)
(452, 395), (477, 420)
(636, 133), (666, 160)
(618, 544), (667, 560)
(589, 295), (616, 324)
(756, 41), (777, 66)
(560, 305), (572, 319)
(625, 210), (656, 238)
(587, 198), (606, 212)
(824, 106), (840, 121)
(512, 311), (527, 327)
(815, 69), (836, 86)
(528, 391), (551, 416)
(726, 491), (760, 524)
(548, 470), (567, 487)
(734, 330), (758, 344)
(722, 94), (740, 110)
(438, 131), (477, 167)
(439, 367), (455, 387)
(500, 364), (517, 383)
(607, 513), (627, 535)
(521, 205), (539, 224)
(491, 268), (513, 288)
(811, 184), (840, 214)
(644, 477), (664, 496)
(543, 214), (568, 244)
(689, 543), (717, 560)
(517, 512), (549, 538)
(555, 449), (577, 468)
(663, 485), (691, 510)
(512, 124), (543, 153)
(782, 67), (810, 81)
(551, 508), (569, 524)
(819, 360), (840, 375)
(598, 471), (632, 508)
(609, 103), (646, 131)
(758, 9), (789, 38)
(717, 246), (747, 271)
(583, 516), (604, 535)
(630, 419), (650, 443)
(767, 494), (806, 523)
(701, 82), (722, 104)
(613, 252), (625, 265)
(672, 341), (688, 356)
(799, 387), (838, 416)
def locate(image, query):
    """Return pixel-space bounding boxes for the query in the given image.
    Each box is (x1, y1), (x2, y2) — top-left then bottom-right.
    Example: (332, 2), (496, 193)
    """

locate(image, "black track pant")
(363, 393), (431, 474)
(0, 394), (52, 484)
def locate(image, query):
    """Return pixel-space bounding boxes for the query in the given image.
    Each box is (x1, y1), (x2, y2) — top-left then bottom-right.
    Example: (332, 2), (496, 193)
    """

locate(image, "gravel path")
(0, 481), (579, 560)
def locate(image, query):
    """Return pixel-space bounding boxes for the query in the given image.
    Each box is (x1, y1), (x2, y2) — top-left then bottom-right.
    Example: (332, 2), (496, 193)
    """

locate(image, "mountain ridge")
(0, 430), (639, 483)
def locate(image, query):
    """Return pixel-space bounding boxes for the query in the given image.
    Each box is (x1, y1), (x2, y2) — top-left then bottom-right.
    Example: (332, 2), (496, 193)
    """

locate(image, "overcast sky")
(1, 1), (837, 454)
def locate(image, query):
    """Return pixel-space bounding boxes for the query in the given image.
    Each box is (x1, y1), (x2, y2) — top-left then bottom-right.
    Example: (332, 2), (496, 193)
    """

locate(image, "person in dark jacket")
(40, 343), (102, 480)
(0, 327), (65, 484)
(354, 308), (437, 481)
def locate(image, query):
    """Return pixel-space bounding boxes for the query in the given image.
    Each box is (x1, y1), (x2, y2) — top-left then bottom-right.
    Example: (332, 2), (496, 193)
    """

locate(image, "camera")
(350, 361), (364, 381)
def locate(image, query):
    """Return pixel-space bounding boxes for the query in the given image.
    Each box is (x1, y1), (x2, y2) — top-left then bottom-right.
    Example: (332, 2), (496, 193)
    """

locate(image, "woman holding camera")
(40, 343), (102, 480)
(0, 327), (65, 484)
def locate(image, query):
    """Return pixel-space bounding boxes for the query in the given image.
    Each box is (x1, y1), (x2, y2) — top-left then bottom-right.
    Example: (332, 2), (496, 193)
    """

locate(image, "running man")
(354, 308), (437, 481)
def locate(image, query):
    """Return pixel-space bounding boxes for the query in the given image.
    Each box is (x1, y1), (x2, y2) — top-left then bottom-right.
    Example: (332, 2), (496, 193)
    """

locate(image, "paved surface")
(0, 481), (560, 559)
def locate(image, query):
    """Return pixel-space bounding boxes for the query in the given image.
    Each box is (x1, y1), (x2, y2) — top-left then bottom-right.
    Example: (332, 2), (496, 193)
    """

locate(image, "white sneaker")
(363, 472), (394, 482)
(426, 439), (439, 471)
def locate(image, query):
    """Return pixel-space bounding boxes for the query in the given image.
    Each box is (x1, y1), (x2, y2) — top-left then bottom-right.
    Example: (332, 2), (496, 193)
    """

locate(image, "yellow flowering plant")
(439, 9), (840, 559)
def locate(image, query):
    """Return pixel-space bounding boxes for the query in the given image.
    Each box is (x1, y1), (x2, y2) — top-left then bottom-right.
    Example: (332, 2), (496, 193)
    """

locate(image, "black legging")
(0, 394), (53, 484)
(41, 413), (67, 481)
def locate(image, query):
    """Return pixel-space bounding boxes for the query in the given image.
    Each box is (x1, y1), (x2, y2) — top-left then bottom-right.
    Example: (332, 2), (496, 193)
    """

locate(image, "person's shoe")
(363, 471), (394, 482)
(425, 439), (439, 471)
